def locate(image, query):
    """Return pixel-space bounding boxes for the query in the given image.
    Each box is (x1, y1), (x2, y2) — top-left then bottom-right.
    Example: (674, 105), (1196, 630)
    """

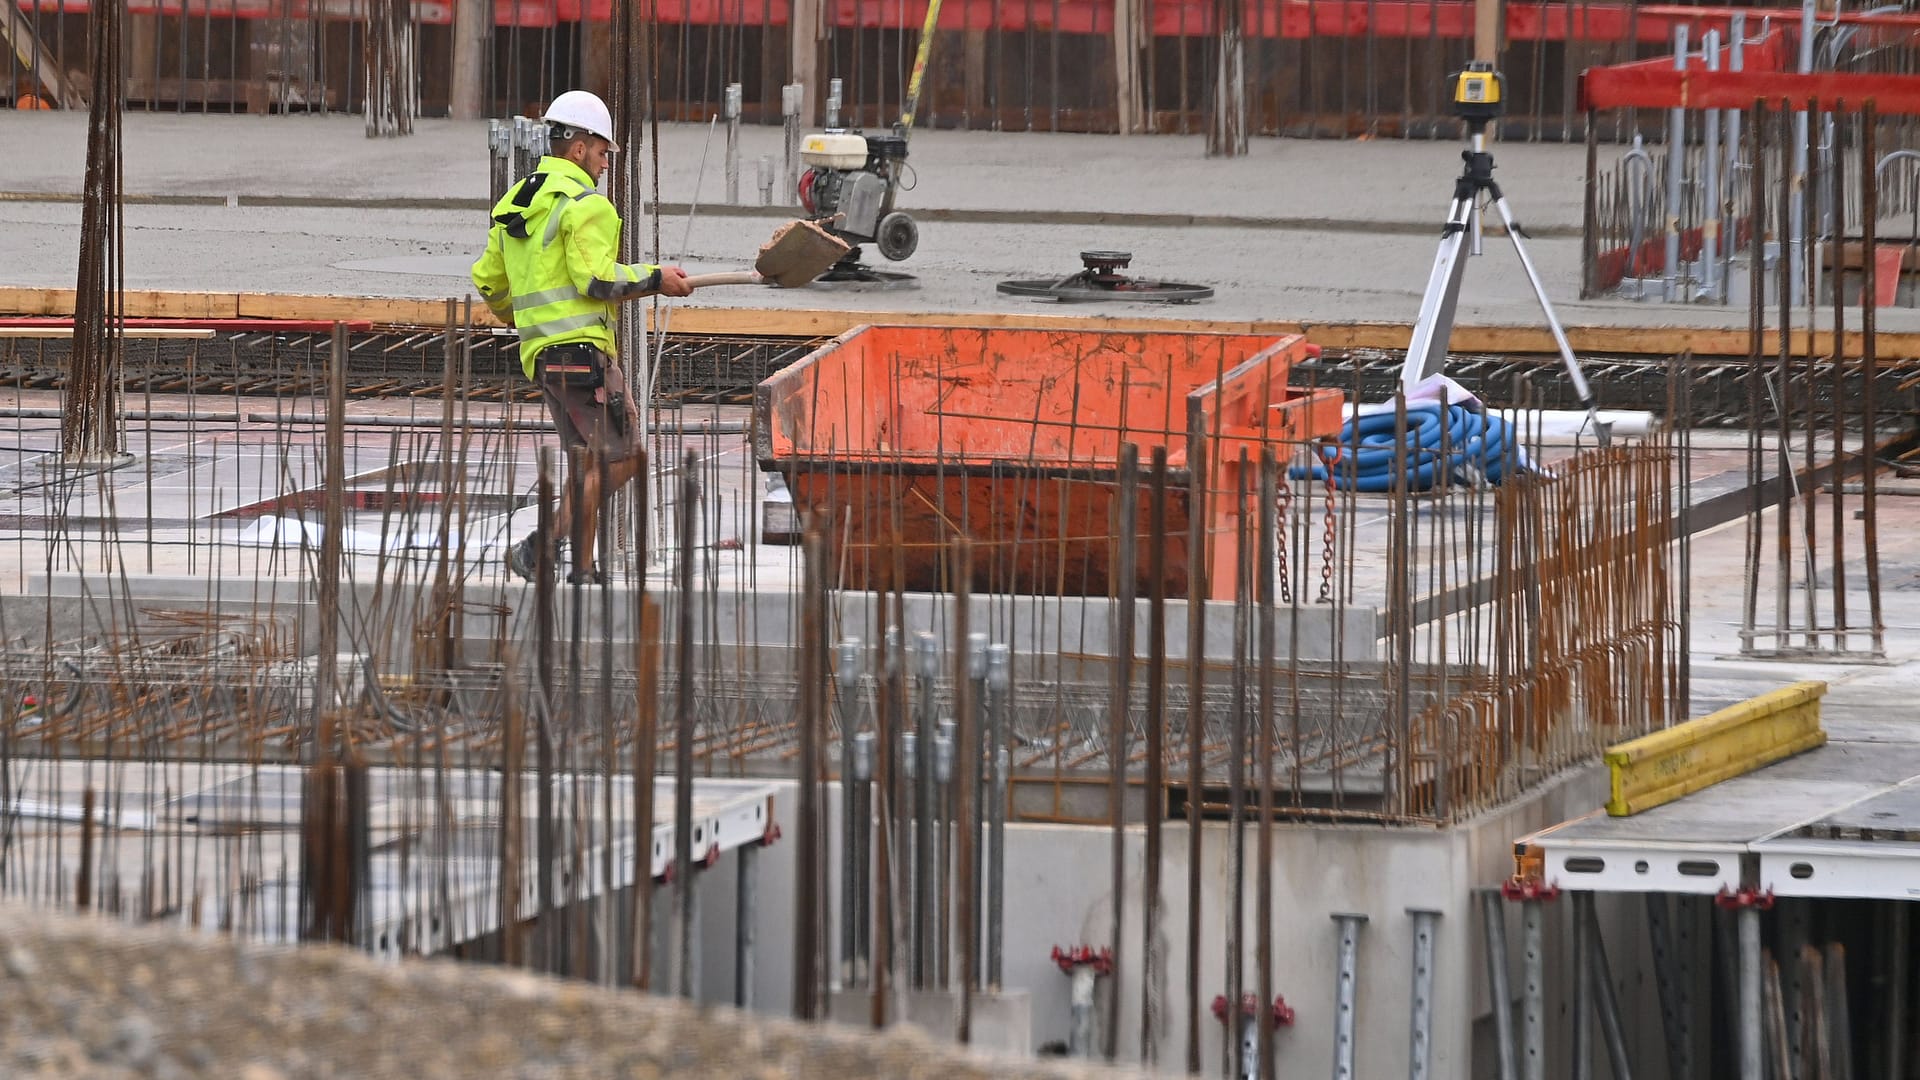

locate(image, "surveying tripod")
(1402, 62), (1609, 446)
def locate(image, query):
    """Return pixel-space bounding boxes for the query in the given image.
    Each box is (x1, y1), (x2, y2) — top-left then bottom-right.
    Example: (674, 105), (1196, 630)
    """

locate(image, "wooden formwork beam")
(1604, 681), (1828, 817)
(1, 286), (1917, 358)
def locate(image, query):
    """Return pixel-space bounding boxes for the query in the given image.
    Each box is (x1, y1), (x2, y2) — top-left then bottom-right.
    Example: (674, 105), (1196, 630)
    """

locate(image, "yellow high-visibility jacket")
(471, 156), (661, 379)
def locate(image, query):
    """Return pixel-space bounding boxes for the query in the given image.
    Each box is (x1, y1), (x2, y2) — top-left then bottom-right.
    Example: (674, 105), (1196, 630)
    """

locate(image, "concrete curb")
(0, 189), (1574, 237)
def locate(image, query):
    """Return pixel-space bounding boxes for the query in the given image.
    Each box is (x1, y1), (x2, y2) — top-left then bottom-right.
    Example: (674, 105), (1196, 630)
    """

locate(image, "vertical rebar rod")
(794, 525), (825, 1019)
(1184, 409), (1207, 1076)
(966, 631), (986, 996)
(873, 619), (900, 1026)
(1332, 913), (1368, 1080)
(672, 448), (698, 998)
(1481, 892), (1518, 1080)
(1106, 442), (1138, 1063)
(912, 630), (936, 989)
(630, 468), (655, 990)
(852, 730), (874, 986)
(1802, 97), (1822, 645)
(1224, 452), (1250, 1080)
(1142, 447), (1168, 1066)
(838, 638), (862, 987)
(1255, 447), (1277, 1080)
(986, 643), (1010, 989)
(1777, 102), (1796, 644)
(1861, 102), (1885, 657)
(534, 447), (558, 975)
(953, 537), (977, 1042)
(1742, 100), (1767, 651)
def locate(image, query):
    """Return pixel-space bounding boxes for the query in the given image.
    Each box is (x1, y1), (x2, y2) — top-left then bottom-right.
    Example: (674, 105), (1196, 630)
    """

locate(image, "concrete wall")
(682, 768), (1677, 1079)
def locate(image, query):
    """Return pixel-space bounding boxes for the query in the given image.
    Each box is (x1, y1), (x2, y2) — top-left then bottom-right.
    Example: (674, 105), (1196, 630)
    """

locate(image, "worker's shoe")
(505, 531), (545, 582)
(567, 566), (609, 587)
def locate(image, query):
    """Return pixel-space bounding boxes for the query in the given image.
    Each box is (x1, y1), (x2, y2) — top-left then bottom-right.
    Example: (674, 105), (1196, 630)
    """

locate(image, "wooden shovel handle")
(681, 271), (762, 288)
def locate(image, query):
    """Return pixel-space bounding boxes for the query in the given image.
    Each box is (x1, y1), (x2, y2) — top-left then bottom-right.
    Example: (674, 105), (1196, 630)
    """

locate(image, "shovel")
(681, 219), (851, 290)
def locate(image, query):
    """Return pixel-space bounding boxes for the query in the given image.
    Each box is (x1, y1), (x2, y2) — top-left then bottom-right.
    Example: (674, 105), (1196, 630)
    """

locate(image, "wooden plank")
(232, 294), (456, 325)
(1605, 681), (1829, 817)
(0, 328), (216, 339)
(126, 290), (243, 319)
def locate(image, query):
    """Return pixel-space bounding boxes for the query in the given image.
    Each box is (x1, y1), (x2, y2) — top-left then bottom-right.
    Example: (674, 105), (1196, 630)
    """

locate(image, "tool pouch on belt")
(540, 343), (605, 392)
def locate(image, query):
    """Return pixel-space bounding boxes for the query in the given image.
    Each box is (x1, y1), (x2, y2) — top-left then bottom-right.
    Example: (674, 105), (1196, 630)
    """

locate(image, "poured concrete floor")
(6, 112), (1913, 334)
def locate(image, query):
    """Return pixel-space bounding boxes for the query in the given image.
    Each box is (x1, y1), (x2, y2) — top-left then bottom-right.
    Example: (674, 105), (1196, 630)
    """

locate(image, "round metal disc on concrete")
(997, 275), (1213, 303)
(805, 265), (920, 291)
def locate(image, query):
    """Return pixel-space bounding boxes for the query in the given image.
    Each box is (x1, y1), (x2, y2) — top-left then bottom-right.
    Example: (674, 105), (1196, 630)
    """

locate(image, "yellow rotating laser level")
(1449, 61), (1505, 127)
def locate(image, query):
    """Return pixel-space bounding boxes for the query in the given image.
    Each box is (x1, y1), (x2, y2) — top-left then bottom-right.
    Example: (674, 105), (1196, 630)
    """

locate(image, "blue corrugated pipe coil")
(1291, 402), (1530, 493)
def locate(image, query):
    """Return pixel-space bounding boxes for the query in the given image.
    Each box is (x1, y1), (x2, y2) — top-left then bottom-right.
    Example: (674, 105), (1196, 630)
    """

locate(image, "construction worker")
(473, 89), (693, 584)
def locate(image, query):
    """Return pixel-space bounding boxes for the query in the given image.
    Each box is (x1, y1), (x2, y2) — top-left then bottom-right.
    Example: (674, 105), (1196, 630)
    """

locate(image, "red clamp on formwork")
(1715, 886), (1775, 911)
(703, 844), (722, 869)
(759, 822), (783, 847)
(1051, 945), (1113, 976)
(1210, 993), (1296, 1028)
(1500, 878), (1561, 903)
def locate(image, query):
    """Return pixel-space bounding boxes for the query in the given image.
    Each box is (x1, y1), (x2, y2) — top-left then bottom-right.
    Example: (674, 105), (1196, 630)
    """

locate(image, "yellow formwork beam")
(1605, 681), (1828, 816)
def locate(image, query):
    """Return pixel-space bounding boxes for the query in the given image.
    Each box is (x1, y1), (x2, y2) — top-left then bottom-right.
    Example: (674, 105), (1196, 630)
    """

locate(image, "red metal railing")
(18, 0), (1918, 38)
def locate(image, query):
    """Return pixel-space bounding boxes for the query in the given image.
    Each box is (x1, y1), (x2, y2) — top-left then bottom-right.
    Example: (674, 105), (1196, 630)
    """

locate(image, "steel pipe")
(1664, 25), (1689, 303)
(1331, 912), (1368, 1080)
(1583, 897), (1633, 1080)
(735, 842), (757, 1008)
(1407, 908), (1440, 1080)
(1740, 903), (1763, 1080)
(1522, 900), (1545, 1080)
(1480, 892), (1517, 1080)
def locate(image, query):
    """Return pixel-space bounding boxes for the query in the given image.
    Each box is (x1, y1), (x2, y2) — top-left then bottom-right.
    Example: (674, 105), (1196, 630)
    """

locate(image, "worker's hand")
(657, 266), (693, 297)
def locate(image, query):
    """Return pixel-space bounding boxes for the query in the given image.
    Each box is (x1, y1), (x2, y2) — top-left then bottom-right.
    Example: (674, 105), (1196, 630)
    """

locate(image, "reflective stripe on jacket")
(470, 156), (661, 379)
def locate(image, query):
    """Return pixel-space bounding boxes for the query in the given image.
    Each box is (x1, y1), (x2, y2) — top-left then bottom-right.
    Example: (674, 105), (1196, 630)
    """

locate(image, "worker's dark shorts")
(534, 344), (639, 462)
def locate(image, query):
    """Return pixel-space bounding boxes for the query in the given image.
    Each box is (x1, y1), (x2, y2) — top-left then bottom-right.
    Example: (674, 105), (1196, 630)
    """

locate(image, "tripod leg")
(1401, 197), (1477, 390)
(1487, 195), (1611, 446)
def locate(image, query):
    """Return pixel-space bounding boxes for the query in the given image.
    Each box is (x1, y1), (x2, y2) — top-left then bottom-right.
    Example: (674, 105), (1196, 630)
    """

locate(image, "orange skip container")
(753, 325), (1345, 599)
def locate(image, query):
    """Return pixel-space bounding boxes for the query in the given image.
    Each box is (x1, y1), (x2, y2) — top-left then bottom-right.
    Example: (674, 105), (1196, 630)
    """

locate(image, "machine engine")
(796, 130), (918, 262)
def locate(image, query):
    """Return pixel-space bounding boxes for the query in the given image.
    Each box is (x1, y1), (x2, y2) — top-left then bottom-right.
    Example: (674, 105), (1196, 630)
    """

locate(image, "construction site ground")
(5, 111), (1916, 340)
(5, 109), (1920, 1076)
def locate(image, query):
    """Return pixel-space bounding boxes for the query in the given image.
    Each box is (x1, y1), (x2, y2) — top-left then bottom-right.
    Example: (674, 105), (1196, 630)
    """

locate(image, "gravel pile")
(1, 904), (1146, 1080)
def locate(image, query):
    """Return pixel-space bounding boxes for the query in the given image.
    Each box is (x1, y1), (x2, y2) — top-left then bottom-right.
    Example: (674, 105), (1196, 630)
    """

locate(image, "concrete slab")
(5, 113), (1911, 335)
(1, 757), (778, 957)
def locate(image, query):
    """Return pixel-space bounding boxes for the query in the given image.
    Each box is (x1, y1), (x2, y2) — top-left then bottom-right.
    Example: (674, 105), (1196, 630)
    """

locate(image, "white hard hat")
(542, 90), (617, 150)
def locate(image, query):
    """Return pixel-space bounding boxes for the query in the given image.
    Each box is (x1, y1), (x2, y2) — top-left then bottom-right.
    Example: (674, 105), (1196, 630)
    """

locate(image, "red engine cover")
(797, 169), (819, 214)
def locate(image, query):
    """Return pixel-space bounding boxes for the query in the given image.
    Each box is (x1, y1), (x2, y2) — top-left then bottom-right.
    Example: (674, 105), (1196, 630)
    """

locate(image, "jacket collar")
(538, 155), (598, 191)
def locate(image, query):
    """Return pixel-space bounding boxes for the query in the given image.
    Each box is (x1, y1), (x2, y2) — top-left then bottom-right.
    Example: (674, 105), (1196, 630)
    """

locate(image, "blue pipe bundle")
(1292, 403), (1528, 493)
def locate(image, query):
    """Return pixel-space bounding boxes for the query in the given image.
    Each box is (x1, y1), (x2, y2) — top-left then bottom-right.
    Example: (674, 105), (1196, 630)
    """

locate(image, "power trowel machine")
(794, 0), (945, 273)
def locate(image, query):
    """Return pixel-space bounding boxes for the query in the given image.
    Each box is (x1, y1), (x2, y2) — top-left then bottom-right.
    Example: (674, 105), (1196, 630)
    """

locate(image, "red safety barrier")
(20, 0), (1920, 40)
(1580, 68), (1920, 114)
